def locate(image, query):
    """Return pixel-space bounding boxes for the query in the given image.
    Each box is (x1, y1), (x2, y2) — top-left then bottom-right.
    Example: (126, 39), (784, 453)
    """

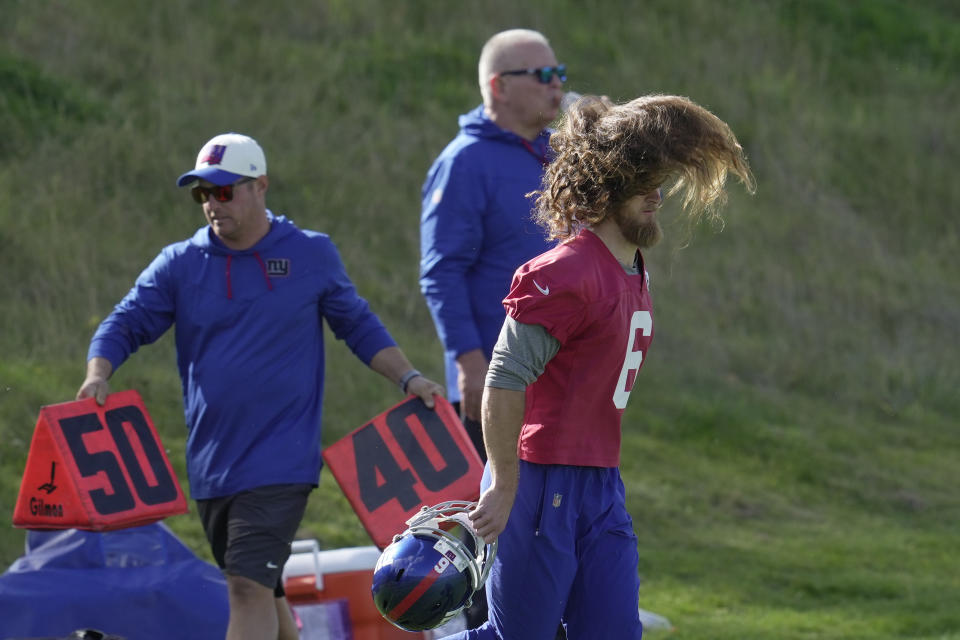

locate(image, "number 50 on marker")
(13, 390), (188, 531)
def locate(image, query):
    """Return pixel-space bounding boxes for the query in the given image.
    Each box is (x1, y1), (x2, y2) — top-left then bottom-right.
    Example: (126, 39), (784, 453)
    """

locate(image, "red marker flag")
(13, 390), (188, 531)
(323, 396), (483, 549)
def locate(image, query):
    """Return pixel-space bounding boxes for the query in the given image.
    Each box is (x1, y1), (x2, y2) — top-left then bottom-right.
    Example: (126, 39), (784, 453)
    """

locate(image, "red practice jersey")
(503, 229), (653, 467)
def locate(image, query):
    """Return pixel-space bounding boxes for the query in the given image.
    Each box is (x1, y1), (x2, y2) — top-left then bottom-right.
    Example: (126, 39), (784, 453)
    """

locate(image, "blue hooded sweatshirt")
(419, 105), (555, 400)
(88, 212), (396, 500)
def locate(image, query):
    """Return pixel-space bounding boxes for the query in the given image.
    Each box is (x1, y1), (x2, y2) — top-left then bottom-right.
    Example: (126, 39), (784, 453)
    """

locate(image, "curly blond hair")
(534, 94), (756, 241)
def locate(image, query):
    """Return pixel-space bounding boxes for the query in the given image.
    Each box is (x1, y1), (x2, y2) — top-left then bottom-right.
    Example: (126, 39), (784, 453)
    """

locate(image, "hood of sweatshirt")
(458, 105), (552, 165)
(189, 210), (297, 299)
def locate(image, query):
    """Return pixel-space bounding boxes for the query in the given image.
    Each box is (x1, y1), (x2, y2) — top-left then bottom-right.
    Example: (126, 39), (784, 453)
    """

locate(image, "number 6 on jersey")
(614, 310), (652, 409)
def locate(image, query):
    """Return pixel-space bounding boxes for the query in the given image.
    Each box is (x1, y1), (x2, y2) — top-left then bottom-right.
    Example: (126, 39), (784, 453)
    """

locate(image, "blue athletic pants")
(441, 460), (643, 640)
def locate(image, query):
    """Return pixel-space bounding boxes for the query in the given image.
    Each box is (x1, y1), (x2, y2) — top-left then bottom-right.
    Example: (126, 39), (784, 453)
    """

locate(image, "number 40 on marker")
(323, 395), (483, 549)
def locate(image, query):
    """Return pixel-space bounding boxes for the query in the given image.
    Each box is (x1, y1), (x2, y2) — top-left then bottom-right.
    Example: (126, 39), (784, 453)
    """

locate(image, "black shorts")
(197, 483), (312, 597)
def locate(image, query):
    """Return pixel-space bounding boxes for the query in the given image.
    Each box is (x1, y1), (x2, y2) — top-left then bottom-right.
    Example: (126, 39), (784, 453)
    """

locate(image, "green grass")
(1, 1), (958, 638)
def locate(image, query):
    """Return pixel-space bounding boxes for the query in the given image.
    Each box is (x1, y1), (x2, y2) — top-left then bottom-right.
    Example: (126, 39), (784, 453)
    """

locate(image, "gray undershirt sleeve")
(485, 316), (561, 391)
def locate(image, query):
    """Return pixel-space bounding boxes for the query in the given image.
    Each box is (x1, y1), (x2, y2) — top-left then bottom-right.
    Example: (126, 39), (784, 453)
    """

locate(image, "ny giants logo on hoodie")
(202, 144), (227, 165)
(266, 258), (290, 277)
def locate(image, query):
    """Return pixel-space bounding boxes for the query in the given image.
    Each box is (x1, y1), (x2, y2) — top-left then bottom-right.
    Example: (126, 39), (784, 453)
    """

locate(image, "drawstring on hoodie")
(253, 252), (274, 291)
(521, 139), (549, 166)
(224, 252), (274, 300)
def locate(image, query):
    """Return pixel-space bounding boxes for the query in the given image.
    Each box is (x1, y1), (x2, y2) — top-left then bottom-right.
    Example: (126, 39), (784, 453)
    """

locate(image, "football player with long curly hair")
(443, 94), (755, 640)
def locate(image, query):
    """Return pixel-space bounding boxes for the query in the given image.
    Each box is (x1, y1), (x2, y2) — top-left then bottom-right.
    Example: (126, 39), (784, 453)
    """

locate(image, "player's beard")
(614, 208), (662, 249)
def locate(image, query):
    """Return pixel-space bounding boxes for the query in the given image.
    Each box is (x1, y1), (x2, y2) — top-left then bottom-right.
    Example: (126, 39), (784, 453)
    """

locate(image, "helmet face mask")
(371, 501), (497, 631)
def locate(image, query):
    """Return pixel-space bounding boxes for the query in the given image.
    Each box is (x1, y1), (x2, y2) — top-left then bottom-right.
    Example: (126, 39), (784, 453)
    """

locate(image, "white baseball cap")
(176, 133), (267, 187)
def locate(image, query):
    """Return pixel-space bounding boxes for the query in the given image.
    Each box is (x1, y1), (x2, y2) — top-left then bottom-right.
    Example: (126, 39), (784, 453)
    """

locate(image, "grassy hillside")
(1, 1), (958, 638)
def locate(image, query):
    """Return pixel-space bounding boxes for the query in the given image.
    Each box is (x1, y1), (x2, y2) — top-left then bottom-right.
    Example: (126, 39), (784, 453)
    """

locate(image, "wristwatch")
(398, 369), (422, 394)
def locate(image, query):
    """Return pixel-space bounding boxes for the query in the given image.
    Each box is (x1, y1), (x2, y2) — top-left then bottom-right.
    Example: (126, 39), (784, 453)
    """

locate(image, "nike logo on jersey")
(266, 561), (279, 569)
(533, 280), (550, 295)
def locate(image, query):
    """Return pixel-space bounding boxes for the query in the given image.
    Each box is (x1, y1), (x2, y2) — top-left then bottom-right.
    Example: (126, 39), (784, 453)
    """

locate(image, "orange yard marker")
(13, 390), (187, 531)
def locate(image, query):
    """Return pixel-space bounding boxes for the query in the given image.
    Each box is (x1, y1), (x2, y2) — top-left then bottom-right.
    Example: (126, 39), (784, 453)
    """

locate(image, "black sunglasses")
(191, 177), (256, 204)
(498, 64), (567, 84)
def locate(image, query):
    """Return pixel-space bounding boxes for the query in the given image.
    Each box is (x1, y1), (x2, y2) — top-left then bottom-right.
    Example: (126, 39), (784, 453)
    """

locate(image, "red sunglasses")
(191, 177), (255, 204)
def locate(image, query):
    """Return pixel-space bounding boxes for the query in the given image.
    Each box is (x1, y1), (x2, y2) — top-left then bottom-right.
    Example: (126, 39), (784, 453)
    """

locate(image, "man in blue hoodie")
(420, 29), (566, 463)
(77, 132), (444, 640)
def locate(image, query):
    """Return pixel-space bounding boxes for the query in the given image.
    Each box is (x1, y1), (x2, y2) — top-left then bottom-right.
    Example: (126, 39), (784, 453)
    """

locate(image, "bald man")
(419, 29), (566, 461)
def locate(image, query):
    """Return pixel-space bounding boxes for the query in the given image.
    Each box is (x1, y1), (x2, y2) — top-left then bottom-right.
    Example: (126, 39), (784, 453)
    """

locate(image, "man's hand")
(471, 386), (525, 543)
(368, 346), (446, 410)
(76, 357), (113, 405)
(456, 349), (488, 421)
(406, 375), (445, 409)
(469, 483), (517, 544)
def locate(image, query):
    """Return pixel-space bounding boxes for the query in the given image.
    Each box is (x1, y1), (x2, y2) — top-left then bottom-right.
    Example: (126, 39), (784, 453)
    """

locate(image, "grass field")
(1, 1), (958, 638)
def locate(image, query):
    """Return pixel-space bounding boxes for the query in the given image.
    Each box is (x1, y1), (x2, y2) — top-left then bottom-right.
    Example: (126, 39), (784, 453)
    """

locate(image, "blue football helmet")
(371, 500), (497, 631)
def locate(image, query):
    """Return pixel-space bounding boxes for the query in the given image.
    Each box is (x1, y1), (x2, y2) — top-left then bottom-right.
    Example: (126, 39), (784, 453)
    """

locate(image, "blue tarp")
(0, 522), (229, 639)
